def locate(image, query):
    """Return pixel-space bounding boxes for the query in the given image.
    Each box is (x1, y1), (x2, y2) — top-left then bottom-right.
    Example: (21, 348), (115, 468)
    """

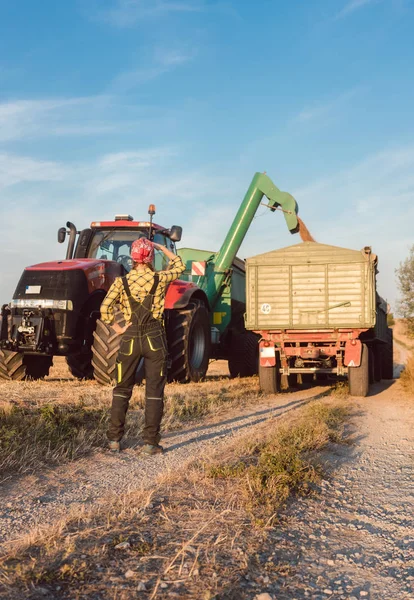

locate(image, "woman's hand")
(112, 322), (131, 335)
(152, 242), (177, 261)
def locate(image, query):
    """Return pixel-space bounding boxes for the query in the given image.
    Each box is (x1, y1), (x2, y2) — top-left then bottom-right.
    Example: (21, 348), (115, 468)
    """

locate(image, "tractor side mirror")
(58, 227), (66, 243)
(170, 225), (182, 242)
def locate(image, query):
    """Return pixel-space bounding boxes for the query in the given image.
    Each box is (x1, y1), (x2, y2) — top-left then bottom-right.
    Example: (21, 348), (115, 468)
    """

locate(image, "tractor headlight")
(10, 299), (74, 311)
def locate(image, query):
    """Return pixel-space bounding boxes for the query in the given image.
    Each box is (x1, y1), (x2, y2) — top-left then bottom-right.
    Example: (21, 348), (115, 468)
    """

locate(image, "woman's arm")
(100, 277), (123, 324)
(153, 243), (185, 283)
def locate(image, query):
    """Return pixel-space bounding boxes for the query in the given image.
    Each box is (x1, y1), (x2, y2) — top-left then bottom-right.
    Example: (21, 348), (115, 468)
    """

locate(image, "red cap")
(131, 238), (155, 264)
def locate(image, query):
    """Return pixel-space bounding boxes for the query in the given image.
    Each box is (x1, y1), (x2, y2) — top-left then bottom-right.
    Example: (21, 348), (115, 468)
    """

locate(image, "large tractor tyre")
(228, 332), (259, 378)
(259, 353), (281, 394)
(92, 316), (123, 386)
(0, 350), (52, 381)
(167, 300), (211, 383)
(66, 347), (94, 380)
(0, 350), (26, 381)
(381, 329), (394, 380)
(348, 343), (369, 397)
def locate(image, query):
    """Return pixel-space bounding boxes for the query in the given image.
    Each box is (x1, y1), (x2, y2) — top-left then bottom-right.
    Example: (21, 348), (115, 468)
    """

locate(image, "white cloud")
(294, 87), (363, 125)
(110, 46), (195, 92)
(99, 0), (205, 28)
(336, 0), (379, 19)
(0, 96), (119, 142)
(0, 153), (68, 189)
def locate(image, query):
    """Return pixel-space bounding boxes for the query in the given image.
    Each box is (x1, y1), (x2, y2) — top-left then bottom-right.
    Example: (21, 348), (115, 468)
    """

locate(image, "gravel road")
(0, 385), (329, 548)
(249, 383), (414, 600)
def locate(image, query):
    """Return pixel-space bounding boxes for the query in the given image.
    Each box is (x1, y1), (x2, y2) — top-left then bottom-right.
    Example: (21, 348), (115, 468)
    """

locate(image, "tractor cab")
(59, 206), (182, 274)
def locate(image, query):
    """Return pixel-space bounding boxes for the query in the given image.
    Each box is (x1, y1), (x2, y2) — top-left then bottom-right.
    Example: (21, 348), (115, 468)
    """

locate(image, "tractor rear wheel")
(348, 342), (369, 397)
(0, 350), (52, 381)
(92, 314), (124, 386)
(167, 300), (210, 383)
(381, 328), (394, 380)
(228, 332), (259, 378)
(66, 347), (94, 380)
(259, 352), (281, 394)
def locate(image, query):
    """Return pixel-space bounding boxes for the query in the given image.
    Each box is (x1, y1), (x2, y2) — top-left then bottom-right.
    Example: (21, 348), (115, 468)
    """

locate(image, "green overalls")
(107, 274), (168, 445)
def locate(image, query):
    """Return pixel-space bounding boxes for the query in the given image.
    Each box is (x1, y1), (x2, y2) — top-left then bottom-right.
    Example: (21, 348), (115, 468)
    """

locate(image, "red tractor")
(0, 210), (211, 384)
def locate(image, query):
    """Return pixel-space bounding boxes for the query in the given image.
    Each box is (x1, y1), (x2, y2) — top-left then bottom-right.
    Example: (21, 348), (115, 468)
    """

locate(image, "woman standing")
(100, 238), (185, 455)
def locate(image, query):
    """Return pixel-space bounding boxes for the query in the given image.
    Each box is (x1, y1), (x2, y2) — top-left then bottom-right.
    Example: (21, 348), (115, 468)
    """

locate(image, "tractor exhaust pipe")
(66, 222), (78, 260)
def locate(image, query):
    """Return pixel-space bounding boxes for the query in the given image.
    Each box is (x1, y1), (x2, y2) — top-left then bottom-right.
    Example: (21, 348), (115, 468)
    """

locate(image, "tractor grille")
(14, 269), (89, 311)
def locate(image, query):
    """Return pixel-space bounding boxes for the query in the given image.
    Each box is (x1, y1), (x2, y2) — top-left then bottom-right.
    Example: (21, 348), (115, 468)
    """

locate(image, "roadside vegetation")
(400, 354), (414, 393)
(0, 398), (351, 599)
(396, 244), (414, 337)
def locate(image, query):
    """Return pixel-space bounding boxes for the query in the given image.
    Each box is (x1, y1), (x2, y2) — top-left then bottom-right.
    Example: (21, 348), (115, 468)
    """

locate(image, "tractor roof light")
(114, 214), (134, 221)
(148, 204), (156, 216)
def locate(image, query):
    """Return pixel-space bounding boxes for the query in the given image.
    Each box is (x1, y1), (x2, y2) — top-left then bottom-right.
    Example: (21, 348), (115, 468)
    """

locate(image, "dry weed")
(400, 354), (414, 394)
(207, 401), (349, 513)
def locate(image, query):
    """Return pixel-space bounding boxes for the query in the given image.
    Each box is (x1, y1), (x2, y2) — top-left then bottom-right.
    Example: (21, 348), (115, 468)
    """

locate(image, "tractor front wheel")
(167, 300), (210, 382)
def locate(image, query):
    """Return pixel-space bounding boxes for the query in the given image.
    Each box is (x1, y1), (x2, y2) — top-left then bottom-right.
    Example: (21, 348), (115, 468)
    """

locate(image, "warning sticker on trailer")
(260, 346), (275, 358)
(260, 303), (271, 314)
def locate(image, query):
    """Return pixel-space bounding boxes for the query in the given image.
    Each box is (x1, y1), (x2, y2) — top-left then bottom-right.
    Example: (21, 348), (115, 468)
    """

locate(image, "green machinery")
(177, 172), (299, 377)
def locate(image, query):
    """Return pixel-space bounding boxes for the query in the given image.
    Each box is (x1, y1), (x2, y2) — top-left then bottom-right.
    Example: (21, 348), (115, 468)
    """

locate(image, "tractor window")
(88, 229), (176, 272)
(153, 233), (170, 271)
(88, 230), (148, 268)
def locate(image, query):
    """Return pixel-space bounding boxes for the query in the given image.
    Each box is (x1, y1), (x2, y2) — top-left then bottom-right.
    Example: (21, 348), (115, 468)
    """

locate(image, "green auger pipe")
(203, 172), (299, 309)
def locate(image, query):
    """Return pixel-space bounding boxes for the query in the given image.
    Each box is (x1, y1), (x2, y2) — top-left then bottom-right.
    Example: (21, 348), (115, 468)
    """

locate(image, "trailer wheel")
(228, 332), (259, 378)
(167, 300), (210, 383)
(0, 350), (52, 381)
(66, 348), (94, 380)
(381, 328), (394, 380)
(368, 348), (375, 384)
(259, 351), (281, 394)
(373, 346), (382, 382)
(348, 342), (369, 397)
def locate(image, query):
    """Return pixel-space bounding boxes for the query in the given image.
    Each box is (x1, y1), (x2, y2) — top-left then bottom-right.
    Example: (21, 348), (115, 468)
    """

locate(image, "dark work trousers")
(107, 274), (168, 445)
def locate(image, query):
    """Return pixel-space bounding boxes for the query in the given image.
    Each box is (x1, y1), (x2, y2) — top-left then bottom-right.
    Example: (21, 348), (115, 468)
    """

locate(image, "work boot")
(108, 440), (121, 453)
(141, 443), (163, 456)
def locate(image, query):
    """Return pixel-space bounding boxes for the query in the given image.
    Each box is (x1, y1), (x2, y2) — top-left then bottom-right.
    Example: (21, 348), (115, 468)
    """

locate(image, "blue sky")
(1, 0), (413, 308)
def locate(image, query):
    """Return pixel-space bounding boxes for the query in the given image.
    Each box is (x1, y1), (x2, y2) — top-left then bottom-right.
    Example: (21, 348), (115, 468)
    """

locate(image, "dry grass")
(400, 354), (414, 393)
(0, 398), (350, 599)
(206, 401), (349, 514)
(0, 358), (260, 478)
